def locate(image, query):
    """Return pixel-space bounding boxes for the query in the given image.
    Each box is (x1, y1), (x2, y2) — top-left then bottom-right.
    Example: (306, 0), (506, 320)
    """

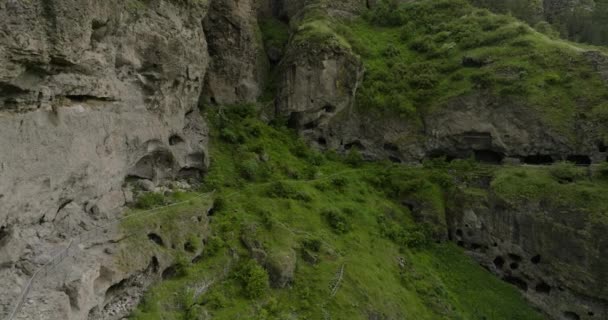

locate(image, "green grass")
(329, 0), (608, 138)
(126, 104), (543, 320)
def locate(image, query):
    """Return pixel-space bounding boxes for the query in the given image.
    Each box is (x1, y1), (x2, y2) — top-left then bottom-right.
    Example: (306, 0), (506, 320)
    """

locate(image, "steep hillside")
(126, 104), (545, 320)
(1, 0), (607, 319)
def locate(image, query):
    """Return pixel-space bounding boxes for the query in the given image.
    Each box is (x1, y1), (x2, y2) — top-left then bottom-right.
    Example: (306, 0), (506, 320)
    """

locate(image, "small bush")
(345, 149), (363, 167)
(322, 208), (351, 234)
(220, 128), (241, 144)
(135, 192), (165, 209)
(235, 260), (269, 299)
(596, 162), (608, 180)
(302, 238), (322, 252)
(240, 159), (260, 181)
(205, 235), (225, 257)
(549, 162), (583, 183)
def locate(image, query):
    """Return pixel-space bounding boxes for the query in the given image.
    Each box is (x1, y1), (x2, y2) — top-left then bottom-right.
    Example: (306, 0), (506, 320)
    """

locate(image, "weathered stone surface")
(0, 0), (212, 319)
(447, 187), (608, 320)
(201, 0), (268, 105)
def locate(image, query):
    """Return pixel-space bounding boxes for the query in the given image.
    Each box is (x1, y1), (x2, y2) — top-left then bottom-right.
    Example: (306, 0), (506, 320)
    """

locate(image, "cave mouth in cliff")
(563, 311), (581, 320)
(566, 155), (592, 166)
(169, 134), (185, 146)
(598, 142), (607, 152)
(535, 281), (551, 294)
(389, 156), (402, 163)
(147, 233), (165, 247)
(493, 256), (505, 269)
(0, 226), (8, 244)
(521, 154), (554, 165)
(531, 254), (541, 264)
(345, 140), (365, 151)
(426, 150), (456, 162)
(503, 276), (528, 291)
(128, 150), (176, 181)
(317, 137), (327, 146)
(323, 104), (336, 113)
(474, 150), (504, 164)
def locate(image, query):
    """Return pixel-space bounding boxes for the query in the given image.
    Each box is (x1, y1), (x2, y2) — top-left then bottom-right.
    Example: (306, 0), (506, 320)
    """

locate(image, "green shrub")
(302, 237), (322, 252)
(135, 192), (166, 209)
(239, 159), (260, 181)
(549, 162), (584, 183)
(220, 128), (241, 144)
(345, 149), (363, 167)
(173, 254), (190, 278)
(235, 260), (269, 299)
(205, 235), (225, 257)
(595, 162), (608, 180)
(366, 0), (406, 27)
(322, 208), (351, 234)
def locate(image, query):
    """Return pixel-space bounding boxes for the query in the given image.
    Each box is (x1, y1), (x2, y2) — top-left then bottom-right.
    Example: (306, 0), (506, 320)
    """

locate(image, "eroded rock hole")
(457, 241), (465, 247)
(323, 104), (336, 113)
(508, 253), (522, 261)
(456, 229), (463, 237)
(303, 121), (316, 130)
(493, 256), (505, 269)
(389, 156), (402, 163)
(470, 243), (483, 250)
(147, 233), (164, 247)
(169, 134), (185, 146)
(128, 150), (175, 181)
(184, 241), (196, 253)
(345, 140), (364, 151)
(317, 137), (327, 146)
(521, 154), (554, 165)
(150, 256), (159, 274)
(427, 150), (456, 162)
(178, 168), (203, 180)
(162, 265), (179, 280)
(474, 150), (504, 164)
(531, 254), (541, 264)
(598, 142), (607, 152)
(563, 311), (580, 320)
(384, 143), (399, 152)
(104, 278), (127, 301)
(509, 262), (519, 270)
(535, 281), (551, 294)
(566, 155), (591, 166)
(503, 276), (528, 291)
(0, 226), (9, 244)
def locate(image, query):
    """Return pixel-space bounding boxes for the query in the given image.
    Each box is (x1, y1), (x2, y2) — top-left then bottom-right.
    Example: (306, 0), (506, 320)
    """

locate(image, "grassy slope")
(331, 0), (607, 139)
(126, 105), (543, 320)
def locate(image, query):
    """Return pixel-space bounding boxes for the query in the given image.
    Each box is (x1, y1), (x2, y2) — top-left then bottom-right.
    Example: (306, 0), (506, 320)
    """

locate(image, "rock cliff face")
(0, 0), (266, 318)
(2, 0), (608, 319)
(447, 184), (608, 320)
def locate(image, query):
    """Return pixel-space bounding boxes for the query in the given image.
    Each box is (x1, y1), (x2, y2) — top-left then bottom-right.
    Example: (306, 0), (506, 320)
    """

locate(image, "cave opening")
(147, 233), (165, 247)
(508, 253), (522, 261)
(169, 134), (185, 146)
(389, 156), (402, 163)
(345, 140), (364, 151)
(598, 142), (607, 152)
(317, 137), (327, 146)
(509, 262), (519, 270)
(474, 150), (504, 164)
(535, 281), (551, 294)
(323, 104), (336, 113)
(384, 143), (399, 152)
(566, 155), (592, 166)
(563, 311), (580, 320)
(521, 154), (554, 165)
(162, 265), (178, 280)
(503, 276), (528, 291)
(0, 226), (8, 244)
(493, 256), (505, 269)
(531, 254), (541, 264)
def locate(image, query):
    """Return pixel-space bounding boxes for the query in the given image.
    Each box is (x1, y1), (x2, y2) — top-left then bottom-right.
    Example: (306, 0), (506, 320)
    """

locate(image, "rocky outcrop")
(447, 186), (608, 320)
(0, 0), (246, 318)
(201, 0), (268, 105)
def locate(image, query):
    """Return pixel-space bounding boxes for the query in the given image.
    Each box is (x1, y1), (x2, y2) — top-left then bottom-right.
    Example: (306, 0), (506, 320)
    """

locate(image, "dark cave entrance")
(474, 150), (504, 164)
(566, 155), (592, 166)
(521, 154), (554, 165)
